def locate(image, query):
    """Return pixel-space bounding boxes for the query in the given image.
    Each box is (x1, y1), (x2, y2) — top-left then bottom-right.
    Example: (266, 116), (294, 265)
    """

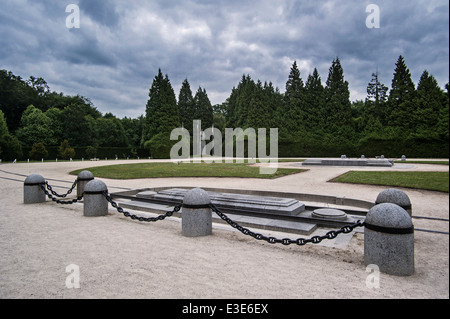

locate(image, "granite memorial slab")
(302, 158), (393, 167)
(137, 188), (306, 216)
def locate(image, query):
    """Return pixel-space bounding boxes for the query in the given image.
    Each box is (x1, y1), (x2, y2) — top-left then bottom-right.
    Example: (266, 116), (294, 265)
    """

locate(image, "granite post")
(364, 203), (414, 276)
(375, 188), (412, 216)
(182, 188), (212, 237)
(83, 179), (108, 217)
(24, 174), (46, 204)
(77, 170), (94, 198)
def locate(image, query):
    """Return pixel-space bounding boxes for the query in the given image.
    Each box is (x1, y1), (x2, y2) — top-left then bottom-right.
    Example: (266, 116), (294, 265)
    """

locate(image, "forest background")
(1, 55), (448, 161)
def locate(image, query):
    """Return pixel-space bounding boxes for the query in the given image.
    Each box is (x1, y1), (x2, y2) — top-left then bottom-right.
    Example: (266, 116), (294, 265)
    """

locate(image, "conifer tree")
(414, 70), (445, 138)
(235, 75), (256, 128)
(282, 61), (305, 136)
(366, 70), (389, 123)
(142, 69), (180, 158)
(324, 57), (352, 138)
(387, 55), (416, 133)
(304, 68), (324, 131)
(193, 86), (214, 130)
(178, 79), (195, 134)
(248, 80), (273, 129)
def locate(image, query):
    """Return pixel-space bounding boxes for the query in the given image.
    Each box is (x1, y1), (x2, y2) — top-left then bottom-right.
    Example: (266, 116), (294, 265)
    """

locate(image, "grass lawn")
(70, 162), (306, 179)
(330, 171), (449, 193)
(394, 160), (449, 165)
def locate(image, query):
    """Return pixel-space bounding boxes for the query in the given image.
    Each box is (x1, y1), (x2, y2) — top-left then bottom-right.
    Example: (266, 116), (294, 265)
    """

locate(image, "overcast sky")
(1, 0), (448, 118)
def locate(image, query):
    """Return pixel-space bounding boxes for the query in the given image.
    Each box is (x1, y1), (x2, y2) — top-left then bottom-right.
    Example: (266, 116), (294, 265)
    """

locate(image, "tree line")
(1, 54), (449, 161)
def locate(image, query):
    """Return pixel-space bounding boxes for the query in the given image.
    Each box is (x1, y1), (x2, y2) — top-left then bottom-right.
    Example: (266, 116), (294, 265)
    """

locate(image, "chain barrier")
(39, 179), (363, 241)
(44, 180), (77, 198)
(102, 191), (181, 222)
(40, 183), (83, 205)
(210, 203), (364, 246)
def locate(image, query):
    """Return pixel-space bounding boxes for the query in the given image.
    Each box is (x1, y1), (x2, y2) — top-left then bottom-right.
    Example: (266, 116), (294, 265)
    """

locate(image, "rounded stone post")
(375, 188), (412, 216)
(24, 174), (46, 204)
(364, 203), (414, 276)
(182, 188), (212, 237)
(77, 170), (94, 198)
(83, 179), (108, 217)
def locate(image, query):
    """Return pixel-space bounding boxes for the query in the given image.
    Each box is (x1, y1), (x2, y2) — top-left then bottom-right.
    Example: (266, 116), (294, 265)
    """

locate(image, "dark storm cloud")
(79, 0), (120, 28)
(0, 0), (448, 118)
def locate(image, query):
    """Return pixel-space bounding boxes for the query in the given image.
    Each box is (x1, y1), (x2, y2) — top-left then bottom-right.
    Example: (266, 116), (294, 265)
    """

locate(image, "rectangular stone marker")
(137, 188), (306, 216)
(302, 158), (393, 167)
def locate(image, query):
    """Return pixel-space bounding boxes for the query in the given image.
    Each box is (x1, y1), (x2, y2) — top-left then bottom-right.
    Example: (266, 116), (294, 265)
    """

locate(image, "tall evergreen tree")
(387, 55), (416, 133)
(142, 69), (180, 141)
(248, 80), (273, 129)
(282, 61), (305, 136)
(414, 70), (445, 138)
(235, 75), (256, 128)
(142, 69), (180, 158)
(437, 83), (449, 140)
(178, 79), (195, 133)
(304, 68), (324, 131)
(193, 86), (214, 129)
(324, 57), (353, 138)
(366, 70), (389, 123)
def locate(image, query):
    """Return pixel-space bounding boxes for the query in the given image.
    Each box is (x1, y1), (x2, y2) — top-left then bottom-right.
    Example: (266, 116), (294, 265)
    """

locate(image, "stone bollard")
(83, 179), (108, 217)
(77, 170), (94, 198)
(364, 203), (414, 276)
(375, 188), (412, 216)
(24, 174), (46, 204)
(182, 188), (212, 237)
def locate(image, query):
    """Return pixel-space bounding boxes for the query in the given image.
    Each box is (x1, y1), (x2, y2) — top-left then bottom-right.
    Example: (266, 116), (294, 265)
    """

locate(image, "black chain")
(102, 191), (181, 222)
(210, 203), (364, 246)
(45, 180), (77, 198)
(40, 184), (83, 204)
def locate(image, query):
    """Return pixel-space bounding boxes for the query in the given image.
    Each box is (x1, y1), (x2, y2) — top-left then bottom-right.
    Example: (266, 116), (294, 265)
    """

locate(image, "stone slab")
(302, 158), (393, 167)
(136, 188), (306, 216)
(116, 199), (316, 235)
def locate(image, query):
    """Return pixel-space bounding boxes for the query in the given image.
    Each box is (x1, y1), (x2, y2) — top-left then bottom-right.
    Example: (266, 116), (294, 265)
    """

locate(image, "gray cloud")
(0, 0), (448, 118)
(79, 0), (120, 28)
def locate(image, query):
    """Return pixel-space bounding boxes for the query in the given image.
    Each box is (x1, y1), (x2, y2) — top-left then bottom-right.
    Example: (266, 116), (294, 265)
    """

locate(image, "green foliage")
(0, 109), (23, 160)
(193, 86), (214, 130)
(0, 134), (23, 161)
(145, 132), (176, 159)
(70, 162), (304, 180)
(85, 146), (97, 159)
(58, 139), (76, 160)
(96, 115), (128, 147)
(60, 104), (97, 146)
(331, 171), (449, 193)
(142, 69), (180, 143)
(29, 142), (48, 160)
(178, 79), (196, 134)
(0, 110), (8, 156)
(387, 56), (417, 134)
(324, 57), (353, 139)
(1, 53), (448, 160)
(15, 105), (56, 146)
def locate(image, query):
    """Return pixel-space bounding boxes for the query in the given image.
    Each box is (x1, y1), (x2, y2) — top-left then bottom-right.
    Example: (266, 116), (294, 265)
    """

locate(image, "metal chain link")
(210, 203), (364, 246)
(45, 180), (77, 198)
(102, 191), (181, 222)
(40, 183), (83, 204)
